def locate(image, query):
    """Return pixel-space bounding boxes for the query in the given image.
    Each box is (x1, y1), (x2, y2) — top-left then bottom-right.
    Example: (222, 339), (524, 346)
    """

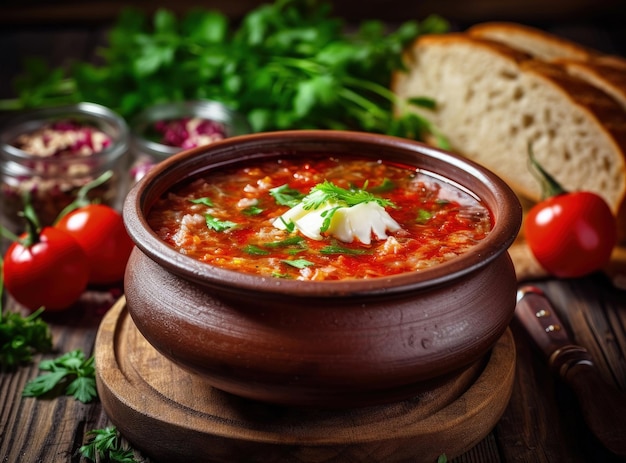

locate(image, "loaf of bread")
(392, 32), (626, 242)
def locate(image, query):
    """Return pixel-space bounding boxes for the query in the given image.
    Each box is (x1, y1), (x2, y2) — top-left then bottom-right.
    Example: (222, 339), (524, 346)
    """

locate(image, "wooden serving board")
(95, 297), (516, 463)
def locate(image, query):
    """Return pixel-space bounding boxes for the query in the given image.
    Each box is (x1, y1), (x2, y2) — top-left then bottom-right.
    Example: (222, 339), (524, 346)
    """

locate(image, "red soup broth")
(147, 156), (493, 281)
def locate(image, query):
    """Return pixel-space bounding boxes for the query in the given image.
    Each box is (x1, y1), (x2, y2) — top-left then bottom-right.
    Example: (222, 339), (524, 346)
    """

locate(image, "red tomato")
(524, 191), (617, 278)
(3, 227), (90, 311)
(55, 204), (135, 285)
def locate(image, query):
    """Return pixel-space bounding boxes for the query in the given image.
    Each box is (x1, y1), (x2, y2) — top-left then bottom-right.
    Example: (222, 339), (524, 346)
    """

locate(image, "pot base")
(95, 297), (516, 463)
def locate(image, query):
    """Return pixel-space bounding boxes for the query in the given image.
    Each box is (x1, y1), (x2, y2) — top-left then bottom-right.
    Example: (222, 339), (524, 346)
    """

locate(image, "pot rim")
(123, 130), (522, 297)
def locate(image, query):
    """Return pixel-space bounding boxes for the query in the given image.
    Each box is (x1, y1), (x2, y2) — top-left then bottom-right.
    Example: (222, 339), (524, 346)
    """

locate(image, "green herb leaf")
(263, 235), (305, 248)
(244, 244), (270, 255)
(242, 205), (264, 216)
(270, 184), (305, 207)
(0, 306), (52, 370)
(80, 426), (139, 463)
(416, 209), (433, 224)
(302, 180), (395, 210)
(190, 197), (214, 207)
(367, 178), (396, 193)
(22, 350), (98, 403)
(319, 206), (341, 232)
(320, 244), (368, 255)
(205, 214), (237, 232)
(281, 258), (314, 269)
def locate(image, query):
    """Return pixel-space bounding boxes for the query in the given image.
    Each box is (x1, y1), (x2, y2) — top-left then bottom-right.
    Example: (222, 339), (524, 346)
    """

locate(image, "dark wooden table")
(1, 8), (626, 463)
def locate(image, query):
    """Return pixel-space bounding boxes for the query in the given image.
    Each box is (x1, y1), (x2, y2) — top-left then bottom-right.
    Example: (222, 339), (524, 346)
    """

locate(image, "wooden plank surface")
(1, 274), (625, 462)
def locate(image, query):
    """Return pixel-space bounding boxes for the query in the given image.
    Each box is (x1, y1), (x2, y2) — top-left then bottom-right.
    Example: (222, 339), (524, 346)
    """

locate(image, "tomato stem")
(527, 143), (567, 199)
(19, 193), (42, 247)
(54, 170), (114, 223)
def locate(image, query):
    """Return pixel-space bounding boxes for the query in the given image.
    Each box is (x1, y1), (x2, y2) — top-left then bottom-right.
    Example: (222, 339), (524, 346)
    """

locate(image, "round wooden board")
(95, 297), (516, 463)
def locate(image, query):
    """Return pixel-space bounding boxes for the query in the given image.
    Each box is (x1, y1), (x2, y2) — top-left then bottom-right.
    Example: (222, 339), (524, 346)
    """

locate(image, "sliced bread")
(468, 22), (626, 114)
(467, 21), (600, 61)
(392, 33), (626, 236)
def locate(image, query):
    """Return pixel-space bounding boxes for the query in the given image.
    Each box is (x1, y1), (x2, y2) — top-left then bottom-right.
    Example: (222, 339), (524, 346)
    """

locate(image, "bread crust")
(467, 21), (599, 61)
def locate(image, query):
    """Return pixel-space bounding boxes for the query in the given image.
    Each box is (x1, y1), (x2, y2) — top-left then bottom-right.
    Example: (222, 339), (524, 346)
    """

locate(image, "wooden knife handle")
(516, 285), (626, 457)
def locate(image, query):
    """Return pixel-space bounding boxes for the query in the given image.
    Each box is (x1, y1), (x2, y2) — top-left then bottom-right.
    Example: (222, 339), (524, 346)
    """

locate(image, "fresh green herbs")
(302, 180), (395, 210)
(320, 243), (368, 255)
(281, 258), (314, 269)
(0, 255), (52, 370)
(80, 426), (138, 463)
(367, 178), (396, 193)
(205, 214), (237, 232)
(244, 244), (270, 255)
(22, 350), (97, 403)
(242, 205), (264, 216)
(189, 197), (214, 207)
(0, 308), (52, 370)
(263, 236), (305, 248)
(416, 209), (433, 224)
(3, 0), (449, 140)
(270, 184), (306, 207)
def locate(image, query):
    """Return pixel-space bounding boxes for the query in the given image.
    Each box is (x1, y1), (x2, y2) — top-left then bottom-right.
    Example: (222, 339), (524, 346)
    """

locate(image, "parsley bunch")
(22, 349), (98, 403)
(0, 308), (52, 370)
(6, 0), (449, 140)
(80, 427), (138, 463)
(0, 255), (52, 370)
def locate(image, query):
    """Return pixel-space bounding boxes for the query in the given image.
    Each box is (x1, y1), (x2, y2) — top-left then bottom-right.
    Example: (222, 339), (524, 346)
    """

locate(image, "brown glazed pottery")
(123, 130), (522, 408)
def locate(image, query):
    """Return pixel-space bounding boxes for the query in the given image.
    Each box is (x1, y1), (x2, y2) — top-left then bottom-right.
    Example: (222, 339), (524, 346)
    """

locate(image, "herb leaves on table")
(22, 349), (98, 403)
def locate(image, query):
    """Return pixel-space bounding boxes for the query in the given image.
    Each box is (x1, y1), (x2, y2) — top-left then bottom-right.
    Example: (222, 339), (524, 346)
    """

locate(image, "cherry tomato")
(55, 204), (135, 285)
(524, 191), (617, 278)
(3, 227), (90, 311)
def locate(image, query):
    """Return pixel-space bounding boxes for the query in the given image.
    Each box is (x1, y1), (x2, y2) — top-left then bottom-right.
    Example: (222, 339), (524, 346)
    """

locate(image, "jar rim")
(0, 102), (130, 165)
(130, 100), (251, 159)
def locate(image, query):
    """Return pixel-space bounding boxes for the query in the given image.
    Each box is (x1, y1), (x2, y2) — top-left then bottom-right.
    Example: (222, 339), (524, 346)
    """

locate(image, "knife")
(515, 285), (626, 457)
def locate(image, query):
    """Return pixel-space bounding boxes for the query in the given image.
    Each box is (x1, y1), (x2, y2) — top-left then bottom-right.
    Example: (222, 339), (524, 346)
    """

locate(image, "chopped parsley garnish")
(319, 206), (342, 232)
(302, 180), (395, 210)
(281, 258), (314, 269)
(205, 214), (237, 232)
(416, 209), (433, 224)
(270, 184), (305, 207)
(244, 245), (270, 255)
(264, 236), (305, 248)
(367, 178), (396, 193)
(189, 197), (214, 207)
(242, 205), (264, 216)
(277, 217), (296, 233)
(320, 244), (368, 255)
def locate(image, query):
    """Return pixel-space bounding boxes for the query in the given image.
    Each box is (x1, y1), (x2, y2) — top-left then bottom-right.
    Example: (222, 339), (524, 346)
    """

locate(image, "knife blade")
(515, 285), (626, 457)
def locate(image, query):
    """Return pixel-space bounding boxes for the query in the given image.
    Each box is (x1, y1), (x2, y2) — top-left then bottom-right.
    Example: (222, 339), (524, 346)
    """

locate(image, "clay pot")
(123, 130), (522, 408)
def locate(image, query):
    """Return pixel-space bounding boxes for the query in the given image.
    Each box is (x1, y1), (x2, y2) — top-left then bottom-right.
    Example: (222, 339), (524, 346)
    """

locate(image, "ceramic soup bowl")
(123, 130), (522, 408)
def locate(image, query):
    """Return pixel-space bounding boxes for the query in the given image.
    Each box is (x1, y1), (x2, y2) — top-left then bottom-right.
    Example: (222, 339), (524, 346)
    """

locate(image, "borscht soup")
(147, 156), (492, 281)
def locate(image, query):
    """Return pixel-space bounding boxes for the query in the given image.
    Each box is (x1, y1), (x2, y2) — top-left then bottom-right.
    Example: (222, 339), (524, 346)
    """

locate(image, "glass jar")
(130, 100), (251, 183)
(0, 102), (130, 234)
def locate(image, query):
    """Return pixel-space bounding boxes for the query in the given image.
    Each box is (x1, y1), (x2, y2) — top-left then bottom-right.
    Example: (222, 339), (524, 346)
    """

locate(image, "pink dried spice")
(154, 117), (226, 149)
(3, 119), (117, 229)
(13, 119), (112, 159)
